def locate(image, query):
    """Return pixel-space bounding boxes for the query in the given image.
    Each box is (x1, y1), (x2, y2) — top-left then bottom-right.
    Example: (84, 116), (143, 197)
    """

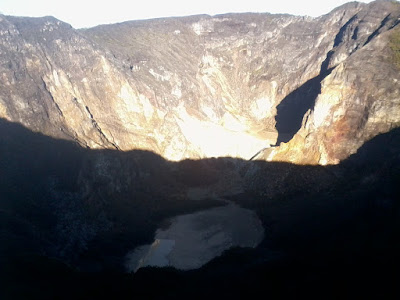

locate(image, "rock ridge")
(0, 1), (399, 163)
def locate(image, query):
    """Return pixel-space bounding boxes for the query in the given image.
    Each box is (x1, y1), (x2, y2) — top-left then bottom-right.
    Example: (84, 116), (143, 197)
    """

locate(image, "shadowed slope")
(0, 118), (399, 299)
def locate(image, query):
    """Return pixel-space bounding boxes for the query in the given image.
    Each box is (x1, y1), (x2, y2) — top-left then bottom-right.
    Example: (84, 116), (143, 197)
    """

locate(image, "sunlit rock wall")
(1, 1), (400, 162)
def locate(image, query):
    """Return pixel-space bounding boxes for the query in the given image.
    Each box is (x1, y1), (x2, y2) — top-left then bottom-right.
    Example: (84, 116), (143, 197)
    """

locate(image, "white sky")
(1, 0), (375, 29)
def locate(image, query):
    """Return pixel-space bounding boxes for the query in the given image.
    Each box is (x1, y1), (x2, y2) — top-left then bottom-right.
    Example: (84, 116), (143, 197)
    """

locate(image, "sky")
(1, 0), (375, 29)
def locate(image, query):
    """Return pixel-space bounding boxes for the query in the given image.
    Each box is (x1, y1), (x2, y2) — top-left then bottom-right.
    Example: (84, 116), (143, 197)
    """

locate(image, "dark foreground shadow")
(0, 118), (399, 299)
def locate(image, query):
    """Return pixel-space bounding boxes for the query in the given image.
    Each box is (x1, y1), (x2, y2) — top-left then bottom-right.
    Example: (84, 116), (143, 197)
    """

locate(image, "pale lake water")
(125, 203), (264, 272)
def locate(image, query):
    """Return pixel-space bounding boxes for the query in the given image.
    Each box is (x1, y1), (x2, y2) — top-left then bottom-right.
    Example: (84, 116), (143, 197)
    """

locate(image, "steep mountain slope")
(267, 0), (400, 164)
(1, 1), (399, 162)
(1, 2), (400, 297)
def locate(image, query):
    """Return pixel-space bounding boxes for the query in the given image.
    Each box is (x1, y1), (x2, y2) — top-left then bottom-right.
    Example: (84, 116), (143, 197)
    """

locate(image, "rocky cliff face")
(1, 0), (399, 163)
(266, 0), (400, 164)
